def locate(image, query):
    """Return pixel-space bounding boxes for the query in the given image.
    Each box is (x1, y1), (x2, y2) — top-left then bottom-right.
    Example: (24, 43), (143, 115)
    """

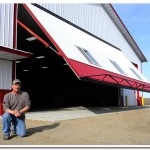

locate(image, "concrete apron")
(0, 106), (150, 122)
(25, 106), (150, 122)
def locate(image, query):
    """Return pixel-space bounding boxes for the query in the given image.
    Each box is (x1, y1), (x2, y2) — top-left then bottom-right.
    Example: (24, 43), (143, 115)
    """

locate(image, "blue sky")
(112, 4), (150, 98)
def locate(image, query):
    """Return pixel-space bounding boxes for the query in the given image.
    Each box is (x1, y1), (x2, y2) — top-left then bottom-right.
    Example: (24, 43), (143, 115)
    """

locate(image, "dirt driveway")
(1, 106), (150, 146)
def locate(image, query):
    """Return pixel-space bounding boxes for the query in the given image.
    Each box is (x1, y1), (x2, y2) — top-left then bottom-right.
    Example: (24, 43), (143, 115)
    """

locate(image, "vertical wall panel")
(0, 3), (14, 48)
(0, 59), (12, 90)
(37, 3), (142, 71)
(123, 89), (137, 106)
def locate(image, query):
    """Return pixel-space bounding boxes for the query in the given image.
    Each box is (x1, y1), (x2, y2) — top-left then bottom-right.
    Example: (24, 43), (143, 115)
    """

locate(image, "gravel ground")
(1, 107), (150, 146)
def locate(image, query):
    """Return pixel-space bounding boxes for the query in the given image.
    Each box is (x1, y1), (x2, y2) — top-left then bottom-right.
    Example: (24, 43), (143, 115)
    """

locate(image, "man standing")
(2, 79), (31, 140)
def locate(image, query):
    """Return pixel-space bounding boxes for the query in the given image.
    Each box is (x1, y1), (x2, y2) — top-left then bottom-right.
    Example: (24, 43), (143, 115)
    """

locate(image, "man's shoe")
(3, 135), (10, 140)
(12, 129), (16, 135)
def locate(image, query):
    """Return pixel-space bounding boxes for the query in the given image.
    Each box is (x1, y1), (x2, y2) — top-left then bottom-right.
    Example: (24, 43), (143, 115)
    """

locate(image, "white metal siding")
(123, 89), (137, 106)
(0, 3), (14, 48)
(0, 59), (12, 90)
(37, 3), (142, 71)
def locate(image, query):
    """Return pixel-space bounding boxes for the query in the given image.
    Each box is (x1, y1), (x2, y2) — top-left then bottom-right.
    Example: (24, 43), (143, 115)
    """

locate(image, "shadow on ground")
(86, 106), (150, 114)
(9, 134), (17, 140)
(26, 122), (60, 136)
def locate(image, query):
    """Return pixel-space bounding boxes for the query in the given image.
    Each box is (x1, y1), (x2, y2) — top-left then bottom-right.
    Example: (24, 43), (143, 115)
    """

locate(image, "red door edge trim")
(68, 59), (150, 92)
(84, 76), (150, 92)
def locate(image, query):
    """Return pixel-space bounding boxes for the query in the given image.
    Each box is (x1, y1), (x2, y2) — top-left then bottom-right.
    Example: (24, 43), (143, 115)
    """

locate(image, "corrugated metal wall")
(37, 3), (142, 71)
(0, 59), (12, 90)
(37, 4), (106, 38)
(0, 3), (14, 48)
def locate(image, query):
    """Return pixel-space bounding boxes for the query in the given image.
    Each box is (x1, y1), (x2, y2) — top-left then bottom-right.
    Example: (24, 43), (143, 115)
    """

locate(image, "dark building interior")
(16, 4), (119, 110)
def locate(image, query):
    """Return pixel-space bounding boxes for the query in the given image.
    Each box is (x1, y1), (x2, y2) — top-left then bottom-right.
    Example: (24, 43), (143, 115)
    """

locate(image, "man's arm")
(5, 108), (16, 115)
(20, 92), (31, 114)
(20, 106), (30, 114)
(3, 94), (16, 115)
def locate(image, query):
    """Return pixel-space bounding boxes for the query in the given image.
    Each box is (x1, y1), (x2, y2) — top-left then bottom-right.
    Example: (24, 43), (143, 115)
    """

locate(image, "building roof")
(103, 4), (147, 62)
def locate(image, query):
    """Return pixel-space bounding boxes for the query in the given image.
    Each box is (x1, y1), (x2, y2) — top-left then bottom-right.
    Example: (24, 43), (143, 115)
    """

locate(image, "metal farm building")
(0, 3), (150, 115)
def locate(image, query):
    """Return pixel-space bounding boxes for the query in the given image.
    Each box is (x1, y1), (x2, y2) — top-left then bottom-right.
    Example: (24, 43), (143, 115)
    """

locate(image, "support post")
(125, 96), (128, 107)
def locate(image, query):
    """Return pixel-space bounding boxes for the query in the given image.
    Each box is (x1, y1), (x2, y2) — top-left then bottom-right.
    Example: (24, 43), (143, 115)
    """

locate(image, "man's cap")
(12, 79), (21, 85)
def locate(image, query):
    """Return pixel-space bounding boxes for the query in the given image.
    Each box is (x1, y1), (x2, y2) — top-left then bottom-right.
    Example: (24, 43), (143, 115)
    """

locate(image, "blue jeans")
(2, 112), (26, 137)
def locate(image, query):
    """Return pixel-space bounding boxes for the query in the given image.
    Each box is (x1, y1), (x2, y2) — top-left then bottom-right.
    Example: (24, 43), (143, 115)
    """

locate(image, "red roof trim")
(0, 46), (32, 58)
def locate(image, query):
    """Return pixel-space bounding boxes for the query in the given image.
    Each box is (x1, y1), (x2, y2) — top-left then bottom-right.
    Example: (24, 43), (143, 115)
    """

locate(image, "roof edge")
(102, 3), (147, 62)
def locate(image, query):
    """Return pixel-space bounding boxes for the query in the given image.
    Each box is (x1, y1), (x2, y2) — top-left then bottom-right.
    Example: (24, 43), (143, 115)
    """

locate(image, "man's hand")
(13, 110), (21, 117)
(11, 110), (16, 115)
(14, 111), (21, 117)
